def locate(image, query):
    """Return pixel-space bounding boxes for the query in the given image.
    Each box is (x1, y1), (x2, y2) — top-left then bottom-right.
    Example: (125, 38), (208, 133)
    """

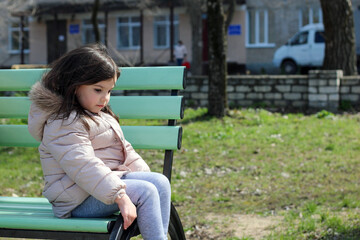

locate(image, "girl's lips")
(97, 105), (104, 108)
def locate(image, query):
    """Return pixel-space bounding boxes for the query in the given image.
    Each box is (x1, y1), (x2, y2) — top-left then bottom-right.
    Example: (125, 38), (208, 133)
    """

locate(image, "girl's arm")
(115, 194), (137, 230)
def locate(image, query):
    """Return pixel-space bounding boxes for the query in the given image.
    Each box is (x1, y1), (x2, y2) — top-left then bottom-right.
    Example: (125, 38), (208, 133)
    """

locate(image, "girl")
(28, 43), (171, 240)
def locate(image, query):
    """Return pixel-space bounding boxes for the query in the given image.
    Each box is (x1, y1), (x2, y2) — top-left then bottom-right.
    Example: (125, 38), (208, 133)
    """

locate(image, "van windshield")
(290, 31), (308, 45)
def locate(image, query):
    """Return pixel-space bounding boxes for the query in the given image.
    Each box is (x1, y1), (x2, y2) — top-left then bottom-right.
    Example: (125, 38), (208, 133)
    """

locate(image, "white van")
(273, 23), (325, 74)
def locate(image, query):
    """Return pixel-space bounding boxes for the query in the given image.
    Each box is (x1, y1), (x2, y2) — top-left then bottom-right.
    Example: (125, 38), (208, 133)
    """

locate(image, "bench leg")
(109, 215), (139, 240)
(168, 203), (186, 240)
(109, 203), (185, 240)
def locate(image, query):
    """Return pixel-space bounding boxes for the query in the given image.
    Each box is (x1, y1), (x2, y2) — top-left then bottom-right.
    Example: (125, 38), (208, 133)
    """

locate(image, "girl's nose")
(103, 93), (110, 102)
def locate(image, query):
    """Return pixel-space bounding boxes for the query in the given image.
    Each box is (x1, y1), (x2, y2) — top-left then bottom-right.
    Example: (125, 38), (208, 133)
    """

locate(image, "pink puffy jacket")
(28, 82), (150, 218)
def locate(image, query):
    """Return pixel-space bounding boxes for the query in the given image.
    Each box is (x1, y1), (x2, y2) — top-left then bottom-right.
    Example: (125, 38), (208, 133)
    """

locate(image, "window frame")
(298, 7), (323, 29)
(82, 19), (106, 45)
(153, 15), (179, 49)
(8, 18), (30, 54)
(246, 9), (275, 48)
(117, 16), (141, 50)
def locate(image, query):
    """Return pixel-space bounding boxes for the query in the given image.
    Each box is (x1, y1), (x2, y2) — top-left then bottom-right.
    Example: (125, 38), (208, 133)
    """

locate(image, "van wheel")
(281, 60), (297, 74)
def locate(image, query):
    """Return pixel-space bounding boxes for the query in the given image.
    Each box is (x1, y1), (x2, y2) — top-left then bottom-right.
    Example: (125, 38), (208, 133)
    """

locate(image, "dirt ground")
(186, 213), (284, 240)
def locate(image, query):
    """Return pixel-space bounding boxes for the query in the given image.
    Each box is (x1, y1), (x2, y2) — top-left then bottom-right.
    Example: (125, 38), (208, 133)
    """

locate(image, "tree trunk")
(92, 0), (100, 43)
(207, 0), (227, 117)
(184, 0), (204, 75)
(320, 0), (357, 75)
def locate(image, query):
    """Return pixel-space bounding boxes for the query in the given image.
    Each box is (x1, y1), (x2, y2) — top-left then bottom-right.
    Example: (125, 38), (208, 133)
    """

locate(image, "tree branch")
(92, 0), (100, 43)
(224, 0), (235, 29)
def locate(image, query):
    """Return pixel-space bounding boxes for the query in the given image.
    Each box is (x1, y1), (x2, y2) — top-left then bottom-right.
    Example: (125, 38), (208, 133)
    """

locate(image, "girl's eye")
(108, 90), (112, 94)
(95, 89), (102, 93)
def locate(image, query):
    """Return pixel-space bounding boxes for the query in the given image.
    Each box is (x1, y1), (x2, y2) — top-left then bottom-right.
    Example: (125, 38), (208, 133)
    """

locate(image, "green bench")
(0, 66), (187, 240)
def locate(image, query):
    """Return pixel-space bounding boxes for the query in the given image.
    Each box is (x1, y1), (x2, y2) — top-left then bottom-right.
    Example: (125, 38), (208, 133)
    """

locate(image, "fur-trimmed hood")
(28, 82), (63, 141)
(29, 81), (63, 116)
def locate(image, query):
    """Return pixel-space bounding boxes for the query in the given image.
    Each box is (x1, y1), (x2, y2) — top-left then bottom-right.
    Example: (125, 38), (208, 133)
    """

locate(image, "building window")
(82, 19), (105, 44)
(299, 7), (322, 28)
(246, 9), (275, 48)
(153, 15), (179, 48)
(117, 16), (140, 49)
(8, 18), (29, 54)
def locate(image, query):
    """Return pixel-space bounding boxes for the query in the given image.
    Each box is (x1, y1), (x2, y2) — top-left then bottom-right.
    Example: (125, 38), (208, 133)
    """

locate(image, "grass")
(1, 108), (360, 239)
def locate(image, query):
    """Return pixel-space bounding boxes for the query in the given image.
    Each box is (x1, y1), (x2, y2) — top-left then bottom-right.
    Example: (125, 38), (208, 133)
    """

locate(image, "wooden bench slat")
(111, 96), (184, 119)
(0, 205), (52, 211)
(0, 97), (31, 119)
(0, 197), (114, 233)
(0, 229), (110, 240)
(115, 67), (186, 90)
(0, 96), (184, 119)
(0, 210), (53, 216)
(124, 126), (182, 150)
(0, 196), (50, 205)
(0, 69), (43, 91)
(0, 215), (114, 233)
(0, 67), (186, 91)
(0, 125), (182, 150)
(0, 125), (37, 147)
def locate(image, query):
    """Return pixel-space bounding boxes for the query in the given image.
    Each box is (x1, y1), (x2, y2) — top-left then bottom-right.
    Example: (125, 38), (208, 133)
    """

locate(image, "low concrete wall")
(182, 70), (360, 112)
(115, 70), (360, 112)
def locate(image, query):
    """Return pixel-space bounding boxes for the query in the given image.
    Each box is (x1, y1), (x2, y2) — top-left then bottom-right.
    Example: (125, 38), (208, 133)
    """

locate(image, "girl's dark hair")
(42, 43), (120, 126)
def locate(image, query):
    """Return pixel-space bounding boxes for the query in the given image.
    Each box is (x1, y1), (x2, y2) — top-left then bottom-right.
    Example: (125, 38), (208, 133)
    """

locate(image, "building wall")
(29, 19), (47, 64)
(0, 9), (30, 67)
(24, 7), (197, 66)
(1, 3), (246, 68)
(67, 19), (83, 52)
(227, 6), (246, 64)
(4, 1), (359, 70)
(353, 0), (360, 54)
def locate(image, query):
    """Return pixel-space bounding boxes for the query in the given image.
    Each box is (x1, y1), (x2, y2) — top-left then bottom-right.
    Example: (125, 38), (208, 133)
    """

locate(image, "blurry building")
(0, 0), (247, 72)
(2, 0), (360, 74)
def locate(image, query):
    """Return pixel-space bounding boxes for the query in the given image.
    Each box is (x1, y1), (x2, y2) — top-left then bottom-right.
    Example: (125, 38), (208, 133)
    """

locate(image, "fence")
(182, 70), (360, 112)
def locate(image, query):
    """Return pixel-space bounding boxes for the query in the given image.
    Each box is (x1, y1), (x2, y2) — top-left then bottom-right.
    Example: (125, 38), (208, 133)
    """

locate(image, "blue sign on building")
(228, 24), (241, 35)
(69, 24), (80, 34)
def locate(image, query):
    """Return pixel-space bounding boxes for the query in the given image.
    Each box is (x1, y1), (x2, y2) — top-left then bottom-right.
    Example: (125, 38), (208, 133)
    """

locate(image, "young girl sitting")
(28, 43), (171, 240)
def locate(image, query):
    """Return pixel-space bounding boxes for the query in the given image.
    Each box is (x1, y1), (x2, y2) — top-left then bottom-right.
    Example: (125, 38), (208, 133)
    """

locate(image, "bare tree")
(207, 0), (235, 117)
(320, 0), (357, 75)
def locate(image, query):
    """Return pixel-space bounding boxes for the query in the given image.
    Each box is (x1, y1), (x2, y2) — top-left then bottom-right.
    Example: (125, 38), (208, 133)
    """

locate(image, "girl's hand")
(115, 194), (137, 230)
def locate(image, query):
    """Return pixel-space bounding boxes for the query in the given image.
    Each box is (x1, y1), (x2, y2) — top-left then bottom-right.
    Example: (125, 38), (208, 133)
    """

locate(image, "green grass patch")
(1, 108), (360, 239)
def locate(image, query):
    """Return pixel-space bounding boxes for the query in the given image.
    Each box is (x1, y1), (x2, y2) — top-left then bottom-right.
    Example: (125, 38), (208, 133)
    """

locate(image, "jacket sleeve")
(43, 117), (126, 205)
(28, 103), (49, 141)
(124, 139), (150, 172)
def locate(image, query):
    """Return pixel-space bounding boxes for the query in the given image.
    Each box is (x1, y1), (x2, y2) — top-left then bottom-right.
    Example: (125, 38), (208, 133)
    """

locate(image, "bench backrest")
(0, 66), (186, 181)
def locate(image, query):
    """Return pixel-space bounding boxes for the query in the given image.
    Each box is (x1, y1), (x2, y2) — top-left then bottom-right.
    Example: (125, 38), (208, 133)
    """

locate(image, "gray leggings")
(71, 172), (171, 240)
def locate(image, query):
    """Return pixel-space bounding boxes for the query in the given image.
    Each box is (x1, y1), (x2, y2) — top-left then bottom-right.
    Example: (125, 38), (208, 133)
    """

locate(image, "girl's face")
(76, 75), (117, 114)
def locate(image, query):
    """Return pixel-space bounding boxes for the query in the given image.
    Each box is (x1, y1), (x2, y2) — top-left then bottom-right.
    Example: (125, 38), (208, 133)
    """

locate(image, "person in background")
(174, 40), (187, 66)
